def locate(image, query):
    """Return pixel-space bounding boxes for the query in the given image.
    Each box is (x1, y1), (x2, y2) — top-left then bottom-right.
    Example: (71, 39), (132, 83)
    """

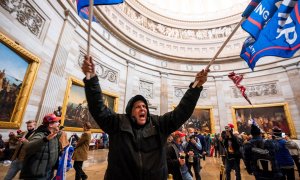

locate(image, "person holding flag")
(82, 55), (209, 180)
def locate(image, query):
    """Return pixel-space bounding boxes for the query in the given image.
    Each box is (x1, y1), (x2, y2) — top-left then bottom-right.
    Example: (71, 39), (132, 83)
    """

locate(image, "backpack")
(250, 139), (279, 177)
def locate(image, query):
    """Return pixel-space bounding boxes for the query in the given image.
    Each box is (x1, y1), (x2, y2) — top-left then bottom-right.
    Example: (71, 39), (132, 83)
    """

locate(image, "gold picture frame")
(174, 105), (215, 134)
(61, 77), (119, 132)
(232, 103), (296, 138)
(0, 32), (40, 129)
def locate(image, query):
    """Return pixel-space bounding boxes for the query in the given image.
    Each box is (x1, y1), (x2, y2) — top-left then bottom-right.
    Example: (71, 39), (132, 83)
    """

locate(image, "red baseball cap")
(43, 113), (61, 124)
(174, 131), (186, 137)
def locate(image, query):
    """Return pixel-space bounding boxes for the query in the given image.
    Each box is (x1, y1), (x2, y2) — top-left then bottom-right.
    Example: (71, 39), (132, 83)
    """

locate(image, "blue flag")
(242, 0), (263, 18)
(55, 145), (75, 180)
(241, 0), (299, 70)
(78, 7), (98, 21)
(76, 0), (124, 14)
(241, 0), (281, 39)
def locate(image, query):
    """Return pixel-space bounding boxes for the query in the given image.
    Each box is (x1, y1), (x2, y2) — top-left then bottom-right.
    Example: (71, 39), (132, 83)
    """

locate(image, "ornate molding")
(78, 53), (118, 83)
(139, 80), (153, 99)
(232, 82), (278, 98)
(175, 87), (208, 99)
(120, 2), (242, 41)
(0, 0), (45, 37)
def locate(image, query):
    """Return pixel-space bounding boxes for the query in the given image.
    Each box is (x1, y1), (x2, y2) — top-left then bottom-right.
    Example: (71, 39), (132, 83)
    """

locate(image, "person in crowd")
(101, 132), (108, 149)
(273, 127), (295, 180)
(285, 135), (300, 177)
(0, 133), (5, 161)
(185, 135), (202, 180)
(7, 132), (18, 160)
(20, 113), (61, 180)
(195, 131), (206, 161)
(4, 120), (36, 180)
(243, 123), (281, 180)
(214, 133), (220, 158)
(70, 133), (80, 147)
(72, 122), (92, 180)
(223, 124), (241, 180)
(167, 131), (192, 180)
(219, 130), (226, 166)
(205, 133), (211, 156)
(54, 106), (62, 117)
(82, 56), (209, 179)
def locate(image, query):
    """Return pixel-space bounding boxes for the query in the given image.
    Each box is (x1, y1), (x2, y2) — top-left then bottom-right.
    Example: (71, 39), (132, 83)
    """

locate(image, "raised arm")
(82, 56), (119, 134)
(158, 69), (210, 135)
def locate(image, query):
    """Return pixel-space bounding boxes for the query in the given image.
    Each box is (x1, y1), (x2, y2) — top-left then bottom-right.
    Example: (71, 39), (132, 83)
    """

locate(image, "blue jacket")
(275, 138), (294, 168)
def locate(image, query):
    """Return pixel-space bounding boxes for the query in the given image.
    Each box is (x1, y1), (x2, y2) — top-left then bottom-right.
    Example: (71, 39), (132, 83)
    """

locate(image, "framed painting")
(0, 32), (40, 129)
(61, 77), (119, 132)
(232, 103), (296, 138)
(180, 106), (215, 134)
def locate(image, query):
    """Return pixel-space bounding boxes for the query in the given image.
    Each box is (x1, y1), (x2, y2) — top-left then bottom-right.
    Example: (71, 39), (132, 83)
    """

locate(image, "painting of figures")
(232, 103), (296, 138)
(62, 77), (118, 132)
(0, 32), (40, 129)
(182, 106), (214, 134)
(0, 43), (28, 122)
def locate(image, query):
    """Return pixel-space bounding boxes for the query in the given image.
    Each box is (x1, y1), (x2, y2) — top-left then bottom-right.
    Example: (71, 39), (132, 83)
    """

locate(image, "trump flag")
(241, 0), (299, 70)
(76, 0), (124, 14)
(242, 0), (263, 18)
(241, 0), (281, 39)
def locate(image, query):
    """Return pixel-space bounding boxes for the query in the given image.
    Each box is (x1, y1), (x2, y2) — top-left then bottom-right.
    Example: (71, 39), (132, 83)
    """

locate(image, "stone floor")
(0, 149), (299, 180)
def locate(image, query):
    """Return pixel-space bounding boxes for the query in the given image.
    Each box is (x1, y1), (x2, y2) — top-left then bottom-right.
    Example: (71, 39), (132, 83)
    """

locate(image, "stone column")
(160, 72), (168, 115)
(214, 76), (227, 131)
(284, 63), (300, 118)
(37, 10), (78, 123)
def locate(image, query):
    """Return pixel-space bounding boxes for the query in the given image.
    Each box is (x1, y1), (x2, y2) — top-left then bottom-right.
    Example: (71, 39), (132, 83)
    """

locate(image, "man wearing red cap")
(20, 113), (61, 180)
(167, 131), (192, 180)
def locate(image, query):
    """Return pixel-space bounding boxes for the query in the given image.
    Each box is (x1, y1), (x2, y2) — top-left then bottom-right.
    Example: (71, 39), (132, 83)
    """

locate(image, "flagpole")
(192, 17), (246, 88)
(86, 0), (94, 80)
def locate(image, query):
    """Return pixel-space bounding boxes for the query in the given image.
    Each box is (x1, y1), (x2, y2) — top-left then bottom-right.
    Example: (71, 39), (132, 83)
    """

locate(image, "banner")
(241, 0), (281, 39)
(241, 0), (299, 70)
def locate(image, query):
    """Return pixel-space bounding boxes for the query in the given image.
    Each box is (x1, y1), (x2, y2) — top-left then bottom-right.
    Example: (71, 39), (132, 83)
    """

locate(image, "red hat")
(174, 131), (186, 138)
(43, 113), (61, 124)
(228, 123), (234, 129)
(16, 129), (22, 134)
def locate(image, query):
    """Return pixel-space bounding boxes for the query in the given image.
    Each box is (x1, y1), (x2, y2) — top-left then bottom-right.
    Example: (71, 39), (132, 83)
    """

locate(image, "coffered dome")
(138, 0), (249, 21)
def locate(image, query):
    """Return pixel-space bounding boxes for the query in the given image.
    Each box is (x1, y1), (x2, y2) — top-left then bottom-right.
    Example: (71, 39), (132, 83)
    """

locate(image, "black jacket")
(84, 76), (202, 180)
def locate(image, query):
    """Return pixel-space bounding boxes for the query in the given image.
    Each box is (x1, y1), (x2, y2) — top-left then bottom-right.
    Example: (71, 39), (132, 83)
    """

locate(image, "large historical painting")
(62, 77), (118, 132)
(232, 103), (296, 138)
(182, 106), (215, 134)
(0, 32), (40, 128)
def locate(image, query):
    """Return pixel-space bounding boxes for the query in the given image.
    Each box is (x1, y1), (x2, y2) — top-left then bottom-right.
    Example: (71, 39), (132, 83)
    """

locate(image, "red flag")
(228, 72), (252, 105)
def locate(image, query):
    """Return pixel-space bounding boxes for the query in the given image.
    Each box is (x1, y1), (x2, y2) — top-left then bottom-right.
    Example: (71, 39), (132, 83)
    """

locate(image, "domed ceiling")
(92, 0), (249, 62)
(138, 0), (249, 21)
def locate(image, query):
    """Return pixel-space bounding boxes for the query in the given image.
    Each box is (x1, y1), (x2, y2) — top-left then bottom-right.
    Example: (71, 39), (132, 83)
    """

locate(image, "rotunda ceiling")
(91, 0), (250, 62)
(138, 0), (249, 21)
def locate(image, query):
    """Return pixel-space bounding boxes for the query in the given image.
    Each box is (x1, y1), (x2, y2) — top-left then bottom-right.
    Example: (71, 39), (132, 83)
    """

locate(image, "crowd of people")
(165, 123), (300, 180)
(0, 112), (108, 180)
(0, 56), (299, 180)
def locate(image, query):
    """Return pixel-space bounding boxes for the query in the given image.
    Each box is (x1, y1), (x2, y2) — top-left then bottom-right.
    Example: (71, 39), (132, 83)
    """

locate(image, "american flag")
(228, 72), (252, 105)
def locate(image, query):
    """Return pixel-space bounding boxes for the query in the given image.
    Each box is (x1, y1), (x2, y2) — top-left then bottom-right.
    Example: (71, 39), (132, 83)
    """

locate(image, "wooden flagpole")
(86, 0), (94, 80)
(192, 17), (246, 88)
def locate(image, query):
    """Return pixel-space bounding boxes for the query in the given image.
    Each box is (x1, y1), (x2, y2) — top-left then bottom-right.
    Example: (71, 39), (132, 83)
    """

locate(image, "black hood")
(125, 95), (150, 122)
